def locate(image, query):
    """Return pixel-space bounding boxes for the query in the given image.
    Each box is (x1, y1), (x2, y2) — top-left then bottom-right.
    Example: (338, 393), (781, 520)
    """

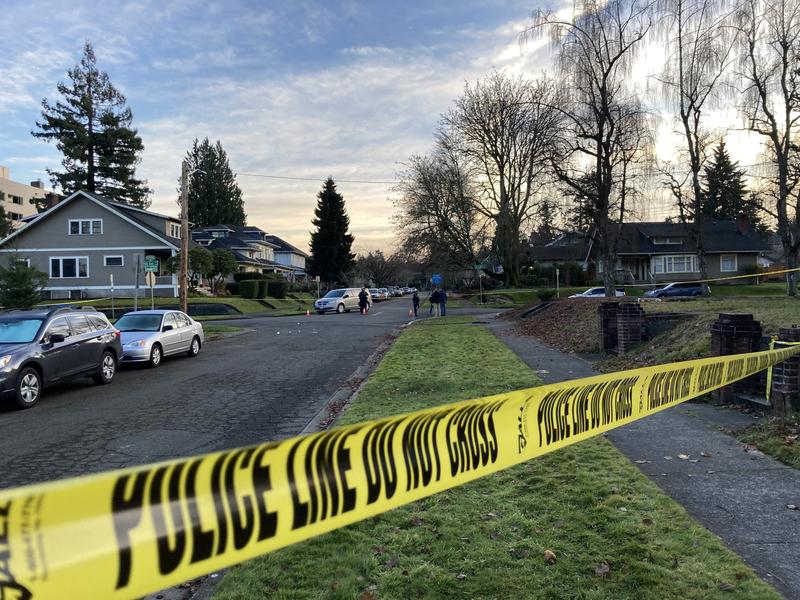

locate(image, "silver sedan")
(117, 310), (205, 368)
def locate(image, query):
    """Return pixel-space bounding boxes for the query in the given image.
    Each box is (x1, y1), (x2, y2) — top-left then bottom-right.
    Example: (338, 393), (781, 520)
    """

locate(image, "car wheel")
(187, 336), (201, 357)
(93, 350), (116, 385)
(14, 366), (41, 409)
(336, 303), (345, 314)
(148, 344), (163, 368)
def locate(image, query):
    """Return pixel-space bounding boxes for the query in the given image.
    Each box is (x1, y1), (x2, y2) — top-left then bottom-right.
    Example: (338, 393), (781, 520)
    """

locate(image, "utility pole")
(179, 160), (189, 314)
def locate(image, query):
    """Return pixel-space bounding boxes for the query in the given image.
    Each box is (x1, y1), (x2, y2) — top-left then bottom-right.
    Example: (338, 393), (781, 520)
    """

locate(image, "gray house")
(0, 190), (181, 299)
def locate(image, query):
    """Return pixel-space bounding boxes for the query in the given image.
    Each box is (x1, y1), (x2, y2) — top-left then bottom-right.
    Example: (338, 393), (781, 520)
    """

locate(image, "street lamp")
(179, 161), (205, 313)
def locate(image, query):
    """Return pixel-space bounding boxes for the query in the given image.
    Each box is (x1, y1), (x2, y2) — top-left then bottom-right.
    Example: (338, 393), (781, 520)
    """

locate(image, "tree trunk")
(785, 241), (798, 297)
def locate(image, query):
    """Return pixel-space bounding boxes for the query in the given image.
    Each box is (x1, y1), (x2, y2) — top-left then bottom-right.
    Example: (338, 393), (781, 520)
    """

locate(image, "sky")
(0, 1), (767, 253)
(0, 0), (560, 253)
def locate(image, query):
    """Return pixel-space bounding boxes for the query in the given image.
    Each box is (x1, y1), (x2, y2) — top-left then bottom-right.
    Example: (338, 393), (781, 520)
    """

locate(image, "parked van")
(314, 288), (368, 314)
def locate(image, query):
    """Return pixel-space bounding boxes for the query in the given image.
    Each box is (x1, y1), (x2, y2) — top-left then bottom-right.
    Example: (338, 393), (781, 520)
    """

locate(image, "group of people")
(410, 288), (447, 317)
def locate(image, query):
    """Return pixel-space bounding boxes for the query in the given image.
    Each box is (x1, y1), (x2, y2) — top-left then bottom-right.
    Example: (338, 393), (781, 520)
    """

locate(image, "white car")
(117, 310), (204, 368)
(569, 287), (626, 298)
(315, 288), (368, 313)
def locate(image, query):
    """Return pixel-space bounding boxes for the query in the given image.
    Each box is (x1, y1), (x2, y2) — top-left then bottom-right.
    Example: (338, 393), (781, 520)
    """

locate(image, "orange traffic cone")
(305, 309), (310, 317)
(408, 309), (413, 317)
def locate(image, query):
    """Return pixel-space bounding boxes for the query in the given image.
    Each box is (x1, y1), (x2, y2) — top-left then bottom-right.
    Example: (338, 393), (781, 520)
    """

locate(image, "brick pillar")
(598, 302), (619, 354)
(710, 313), (762, 404)
(771, 325), (800, 416)
(616, 302), (646, 354)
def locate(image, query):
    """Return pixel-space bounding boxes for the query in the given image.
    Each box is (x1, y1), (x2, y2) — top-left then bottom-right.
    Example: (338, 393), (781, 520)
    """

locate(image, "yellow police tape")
(2, 344), (799, 600)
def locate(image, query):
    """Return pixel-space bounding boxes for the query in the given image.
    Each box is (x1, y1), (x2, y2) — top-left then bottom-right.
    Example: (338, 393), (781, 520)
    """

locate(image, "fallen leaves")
(678, 454), (690, 460)
(543, 549), (557, 565)
(594, 561), (611, 577)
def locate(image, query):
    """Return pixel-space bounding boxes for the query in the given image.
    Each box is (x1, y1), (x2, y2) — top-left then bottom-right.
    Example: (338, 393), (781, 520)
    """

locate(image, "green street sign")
(143, 255), (159, 273)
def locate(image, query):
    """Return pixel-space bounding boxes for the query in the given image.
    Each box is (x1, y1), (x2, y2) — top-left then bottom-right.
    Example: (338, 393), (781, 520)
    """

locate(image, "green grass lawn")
(202, 324), (243, 335)
(735, 413), (800, 469)
(213, 317), (778, 600)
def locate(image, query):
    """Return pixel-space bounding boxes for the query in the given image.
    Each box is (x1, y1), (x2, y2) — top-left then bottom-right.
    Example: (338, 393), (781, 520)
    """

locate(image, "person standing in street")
(412, 291), (420, 317)
(429, 288), (441, 317)
(439, 288), (447, 316)
(358, 287), (370, 315)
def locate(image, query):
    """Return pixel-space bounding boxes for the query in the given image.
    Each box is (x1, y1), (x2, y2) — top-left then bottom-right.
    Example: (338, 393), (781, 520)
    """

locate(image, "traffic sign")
(143, 255), (159, 273)
(431, 274), (443, 285)
(145, 272), (156, 288)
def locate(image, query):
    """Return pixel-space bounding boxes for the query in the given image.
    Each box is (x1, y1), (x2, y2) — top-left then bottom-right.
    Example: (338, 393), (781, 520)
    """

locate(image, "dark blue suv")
(0, 307), (122, 409)
(644, 282), (711, 298)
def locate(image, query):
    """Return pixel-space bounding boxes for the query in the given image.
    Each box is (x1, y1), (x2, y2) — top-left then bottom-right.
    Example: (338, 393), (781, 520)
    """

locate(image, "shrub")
(537, 289), (557, 302)
(225, 282), (240, 295)
(257, 280), (269, 298)
(267, 280), (289, 299)
(239, 280), (260, 298)
(741, 264), (763, 276)
(233, 272), (267, 282)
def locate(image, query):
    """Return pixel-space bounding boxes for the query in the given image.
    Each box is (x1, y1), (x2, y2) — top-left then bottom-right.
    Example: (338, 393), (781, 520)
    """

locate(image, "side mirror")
(162, 325), (174, 332)
(343, 294), (349, 299)
(48, 333), (66, 344)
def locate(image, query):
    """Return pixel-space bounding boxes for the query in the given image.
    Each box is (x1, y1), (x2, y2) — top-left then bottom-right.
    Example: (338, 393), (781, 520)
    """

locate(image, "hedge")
(239, 280), (260, 298)
(225, 282), (240, 295)
(257, 280), (269, 299)
(267, 280), (289, 299)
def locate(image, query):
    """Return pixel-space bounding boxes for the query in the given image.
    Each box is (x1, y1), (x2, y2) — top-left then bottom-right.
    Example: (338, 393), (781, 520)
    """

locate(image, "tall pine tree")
(183, 138), (246, 227)
(308, 178), (355, 285)
(32, 41), (151, 207)
(701, 140), (764, 230)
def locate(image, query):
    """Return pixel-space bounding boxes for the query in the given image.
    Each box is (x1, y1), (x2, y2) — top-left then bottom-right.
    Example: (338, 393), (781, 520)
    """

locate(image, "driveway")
(0, 299), (494, 489)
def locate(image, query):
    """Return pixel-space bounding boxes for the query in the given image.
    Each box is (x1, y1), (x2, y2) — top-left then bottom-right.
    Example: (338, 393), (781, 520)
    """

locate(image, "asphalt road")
(0, 299), (431, 489)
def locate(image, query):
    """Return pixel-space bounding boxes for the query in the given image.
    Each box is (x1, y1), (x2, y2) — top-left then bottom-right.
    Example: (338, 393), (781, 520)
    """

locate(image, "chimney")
(45, 193), (62, 209)
(30, 179), (43, 189)
(736, 214), (750, 235)
(0, 166), (9, 180)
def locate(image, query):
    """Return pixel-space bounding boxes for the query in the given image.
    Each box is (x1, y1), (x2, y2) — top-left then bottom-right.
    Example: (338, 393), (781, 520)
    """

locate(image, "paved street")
(0, 299), (429, 489)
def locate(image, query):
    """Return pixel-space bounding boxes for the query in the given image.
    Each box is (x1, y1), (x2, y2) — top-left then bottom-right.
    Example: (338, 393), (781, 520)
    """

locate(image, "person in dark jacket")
(429, 288), (441, 317)
(439, 288), (447, 316)
(412, 291), (420, 317)
(358, 287), (370, 315)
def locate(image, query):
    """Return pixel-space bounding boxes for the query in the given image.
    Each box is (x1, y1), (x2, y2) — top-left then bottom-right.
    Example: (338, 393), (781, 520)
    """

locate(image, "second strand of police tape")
(1, 344), (798, 600)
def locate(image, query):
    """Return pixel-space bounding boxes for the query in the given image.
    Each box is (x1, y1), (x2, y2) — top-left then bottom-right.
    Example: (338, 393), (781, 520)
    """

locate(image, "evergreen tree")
(0, 256), (48, 309)
(701, 140), (764, 229)
(32, 41), (151, 207)
(183, 138), (246, 227)
(307, 178), (355, 284)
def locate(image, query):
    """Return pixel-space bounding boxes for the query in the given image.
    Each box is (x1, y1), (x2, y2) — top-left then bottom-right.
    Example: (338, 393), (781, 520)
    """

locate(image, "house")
(524, 231), (593, 271)
(0, 190), (181, 299)
(0, 165), (60, 227)
(525, 218), (768, 284)
(191, 225), (308, 279)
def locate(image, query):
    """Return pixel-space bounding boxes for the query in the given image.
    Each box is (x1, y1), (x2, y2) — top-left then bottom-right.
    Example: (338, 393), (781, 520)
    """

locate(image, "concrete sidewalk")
(488, 317), (800, 600)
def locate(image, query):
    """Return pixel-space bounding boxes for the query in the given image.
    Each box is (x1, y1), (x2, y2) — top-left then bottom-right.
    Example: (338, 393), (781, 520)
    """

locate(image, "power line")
(237, 172), (396, 185)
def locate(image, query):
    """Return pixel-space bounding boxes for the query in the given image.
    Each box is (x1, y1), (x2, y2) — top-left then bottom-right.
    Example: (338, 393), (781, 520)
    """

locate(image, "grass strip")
(214, 317), (779, 600)
(735, 413), (800, 469)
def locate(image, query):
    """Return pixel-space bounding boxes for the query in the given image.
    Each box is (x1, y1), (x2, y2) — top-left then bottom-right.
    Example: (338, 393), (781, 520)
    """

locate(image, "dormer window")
(68, 219), (102, 235)
(169, 223), (181, 238)
(652, 236), (682, 245)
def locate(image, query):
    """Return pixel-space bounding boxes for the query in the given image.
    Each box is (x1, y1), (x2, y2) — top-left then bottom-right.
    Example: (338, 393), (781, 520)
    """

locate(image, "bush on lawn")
(233, 272), (267, 282)
(267, 280), (289, 299)
(257, 280), (269, 298)
(537, 289), (557, 302)
(225, 282), (240, 295)
(239, 280), (260, 298)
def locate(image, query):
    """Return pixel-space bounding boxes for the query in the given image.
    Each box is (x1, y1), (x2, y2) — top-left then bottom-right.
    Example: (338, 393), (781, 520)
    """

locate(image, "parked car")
(569, 287), (626, 298)
(116, 310), (205, 368)
(0, 306), (121, 409)
(368, 288), (383, 302)
(644, 282), (711, 298)
(389, 286), (402, 296)
(315, 288), (364, 313)
(378, 288), (390, 300)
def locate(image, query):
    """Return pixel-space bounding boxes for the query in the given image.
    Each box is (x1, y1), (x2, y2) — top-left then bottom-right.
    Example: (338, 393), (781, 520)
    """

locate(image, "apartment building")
(0, 165), (60, 227)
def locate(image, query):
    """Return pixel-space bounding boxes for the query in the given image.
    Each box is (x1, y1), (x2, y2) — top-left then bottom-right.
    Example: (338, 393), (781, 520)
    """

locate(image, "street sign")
(145, 272), (156, 288)
(431, 274), (443, 285)
(143, 255), (159, 273)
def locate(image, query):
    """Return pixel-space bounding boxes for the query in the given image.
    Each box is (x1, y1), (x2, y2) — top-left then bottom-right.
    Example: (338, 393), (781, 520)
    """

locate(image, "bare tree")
(527, 0), (654, 295)
(441, 72), (560, 286)
(393, 141), (487, 270)
(734, 0), (800, 295)
(353, 251), (405, 287)
(655, 0), (734, 277)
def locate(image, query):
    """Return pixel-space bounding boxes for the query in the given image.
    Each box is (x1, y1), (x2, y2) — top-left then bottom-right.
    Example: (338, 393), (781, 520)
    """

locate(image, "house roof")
(0, 190), (182, 250)
(525, 233), (593, 263)
(615, 221), (766, 254)
(263, 234), (309, 258)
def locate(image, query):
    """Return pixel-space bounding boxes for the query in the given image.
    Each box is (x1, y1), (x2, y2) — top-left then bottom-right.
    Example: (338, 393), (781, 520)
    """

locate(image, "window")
(45, 318), (71, 340)
(68, 219), (102, 235)
(720, 254), (738, 273)
(88, 315), (110, 331)
(163, 313), (178, 330)
(16, 258), (29, 267)
(50, 257), (89, 278)
(67, 315), (92, 336)
(8, 211), (23, 221)
(176, 313), (191, 328)
(104, 255), (124, 267)
(169, 223), (181, 238)
(652, 237), (683, 245)
(10, 195), (23, 205)
(652, 254), (699, 274)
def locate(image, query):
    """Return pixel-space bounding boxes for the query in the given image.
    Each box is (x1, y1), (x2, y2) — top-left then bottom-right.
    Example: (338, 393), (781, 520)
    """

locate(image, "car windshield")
(0, 318), (43, 343)
(115, 314), (163, 332)
(324, 290), (345, 298)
